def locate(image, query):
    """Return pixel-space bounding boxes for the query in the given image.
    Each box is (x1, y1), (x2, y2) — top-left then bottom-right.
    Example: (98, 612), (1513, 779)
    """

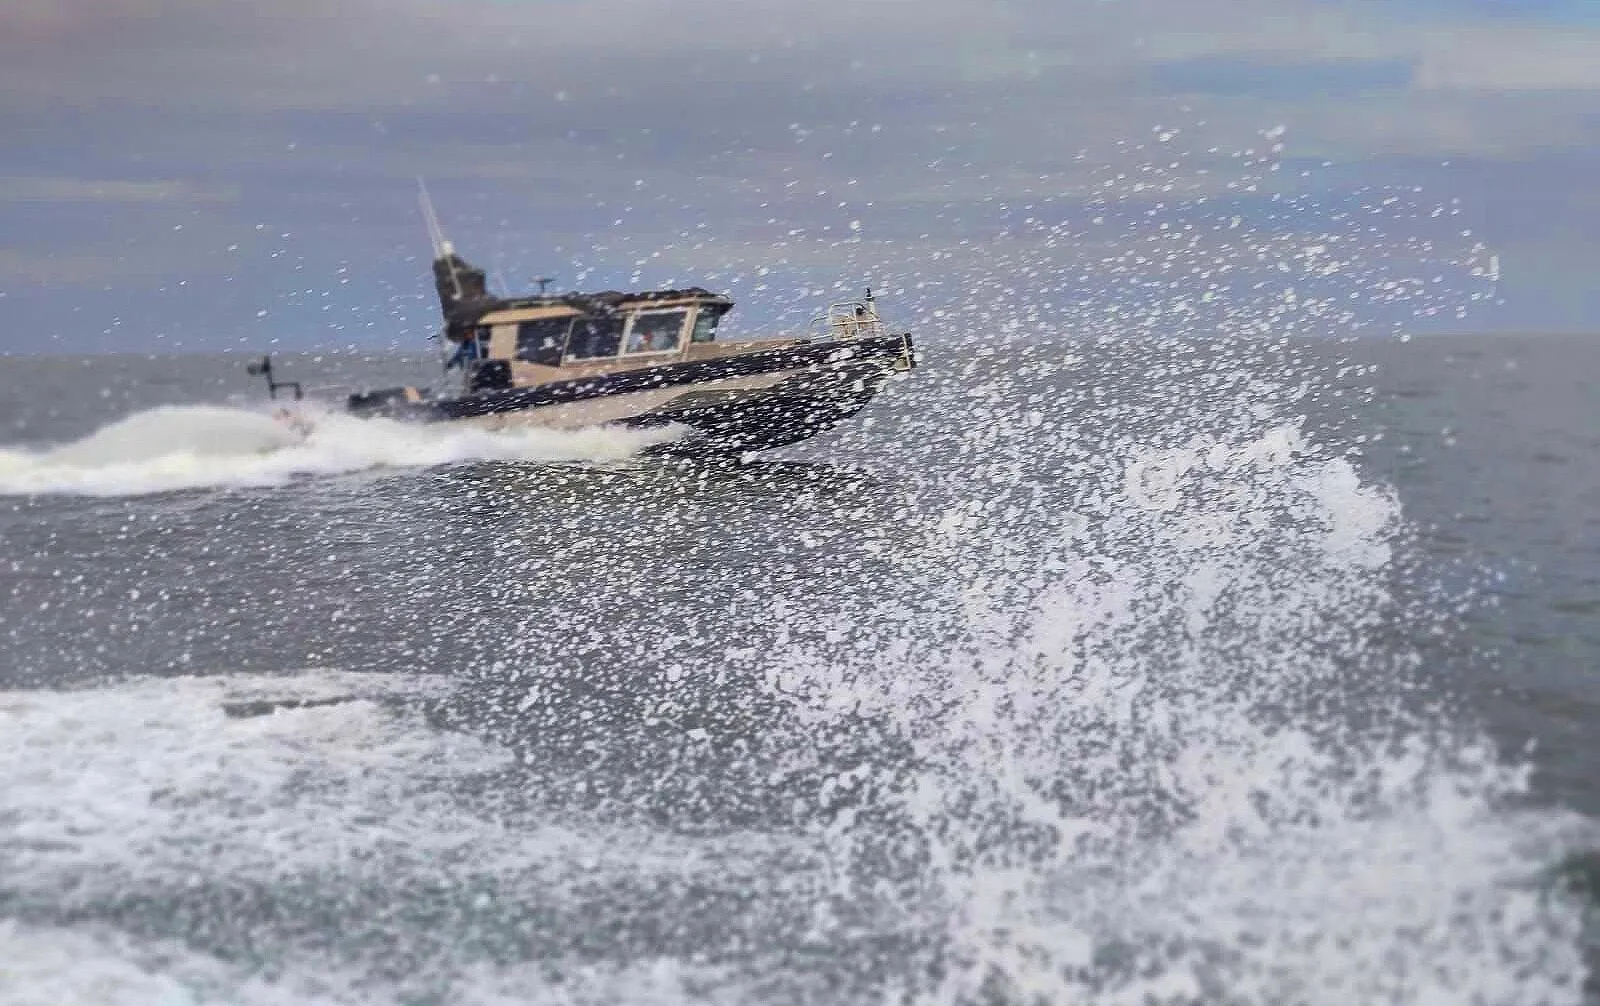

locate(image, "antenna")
(417, 176), (463, 300)
(417, 177), (445, 258)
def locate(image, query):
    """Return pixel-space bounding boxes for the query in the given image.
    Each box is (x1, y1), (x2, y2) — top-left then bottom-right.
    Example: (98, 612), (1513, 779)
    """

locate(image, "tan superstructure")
(459, 286), (830, 395)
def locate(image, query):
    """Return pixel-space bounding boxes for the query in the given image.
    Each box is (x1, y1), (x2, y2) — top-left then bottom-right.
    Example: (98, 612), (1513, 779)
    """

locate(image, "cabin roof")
(434, 247), (734, 340)
(490, 287), (732, 315)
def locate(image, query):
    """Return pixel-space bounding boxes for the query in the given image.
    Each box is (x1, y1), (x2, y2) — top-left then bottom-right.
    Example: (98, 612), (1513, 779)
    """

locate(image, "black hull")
(629, 359), (898, 456)
(348, 332), (914, 455)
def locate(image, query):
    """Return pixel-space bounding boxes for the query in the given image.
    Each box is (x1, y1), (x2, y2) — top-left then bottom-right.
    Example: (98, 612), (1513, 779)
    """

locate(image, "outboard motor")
(245, 355), (303, 401)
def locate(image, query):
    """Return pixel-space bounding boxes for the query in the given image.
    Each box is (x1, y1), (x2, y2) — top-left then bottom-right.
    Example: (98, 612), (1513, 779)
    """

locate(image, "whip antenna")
(417, 177), (445, 258)
(417, 176), (462, 300)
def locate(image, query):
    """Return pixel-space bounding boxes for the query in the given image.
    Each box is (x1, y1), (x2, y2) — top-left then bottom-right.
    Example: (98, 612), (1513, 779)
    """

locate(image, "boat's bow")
(632, 327), (915, 456)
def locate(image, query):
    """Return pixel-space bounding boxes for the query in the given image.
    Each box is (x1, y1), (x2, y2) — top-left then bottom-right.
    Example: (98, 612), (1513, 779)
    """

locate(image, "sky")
(1, 0), (1598, 353)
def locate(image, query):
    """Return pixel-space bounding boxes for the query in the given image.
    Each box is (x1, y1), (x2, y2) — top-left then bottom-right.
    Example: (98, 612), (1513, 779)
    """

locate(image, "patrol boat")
(248, 196), (915, 456)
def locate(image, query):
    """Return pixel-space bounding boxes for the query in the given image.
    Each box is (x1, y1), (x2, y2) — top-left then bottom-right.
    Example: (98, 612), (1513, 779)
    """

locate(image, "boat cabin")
(429, 244), (780, 392)
(425, 239), (895, 401)
(459, 288), (740, 392)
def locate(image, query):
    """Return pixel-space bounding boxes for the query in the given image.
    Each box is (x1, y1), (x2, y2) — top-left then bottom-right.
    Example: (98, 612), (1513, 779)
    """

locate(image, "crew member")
(445, 334), (482, 371)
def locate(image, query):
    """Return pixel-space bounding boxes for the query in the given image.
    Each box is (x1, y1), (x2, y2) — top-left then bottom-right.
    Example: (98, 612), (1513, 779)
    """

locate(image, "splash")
(761, 411), (1599, 1005)
(0, 405), (681, 497)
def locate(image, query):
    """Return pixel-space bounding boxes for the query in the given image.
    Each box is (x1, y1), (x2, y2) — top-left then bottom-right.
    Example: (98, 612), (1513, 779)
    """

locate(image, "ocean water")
(0, 330), (1596, 1005)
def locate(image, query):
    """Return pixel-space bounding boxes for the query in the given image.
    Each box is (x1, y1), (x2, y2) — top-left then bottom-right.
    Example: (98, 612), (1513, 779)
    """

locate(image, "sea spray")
(760, 366), (1597, 1003)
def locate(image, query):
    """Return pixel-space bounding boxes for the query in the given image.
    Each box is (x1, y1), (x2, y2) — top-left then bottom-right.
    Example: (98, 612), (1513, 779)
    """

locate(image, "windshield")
(691, 309), (721, 343)
(625, 310), (688, 354)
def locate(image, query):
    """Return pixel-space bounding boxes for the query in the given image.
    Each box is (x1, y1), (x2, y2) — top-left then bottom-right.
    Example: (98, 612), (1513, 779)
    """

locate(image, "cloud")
(0, 248), (167, 285)
(1416, 27), (1600, 90)
(0, 178), (238, 204)
(1292, 90), (1600, 158)
(1, 0), (1598, 343)
(1151, 57), (1416, 98)
(6, 0), (1599, 161)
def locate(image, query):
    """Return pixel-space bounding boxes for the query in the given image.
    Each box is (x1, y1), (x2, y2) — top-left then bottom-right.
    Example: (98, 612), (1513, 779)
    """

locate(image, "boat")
(247, 189), (915, 457)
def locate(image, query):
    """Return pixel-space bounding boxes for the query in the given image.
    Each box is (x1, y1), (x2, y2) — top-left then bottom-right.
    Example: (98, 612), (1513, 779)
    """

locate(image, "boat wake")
(0, 405), (682, 497)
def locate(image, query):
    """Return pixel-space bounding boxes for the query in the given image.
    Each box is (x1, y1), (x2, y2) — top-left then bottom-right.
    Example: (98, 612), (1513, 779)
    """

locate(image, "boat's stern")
(270, 407), (317, 439)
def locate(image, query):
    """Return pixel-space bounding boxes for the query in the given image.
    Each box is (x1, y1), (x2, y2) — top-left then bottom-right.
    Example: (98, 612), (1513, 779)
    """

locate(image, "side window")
(516, 317), (571, 366)
(566, 316), (626, 360)
(690, 309), (720, 343)
(623, 310), (687, 354)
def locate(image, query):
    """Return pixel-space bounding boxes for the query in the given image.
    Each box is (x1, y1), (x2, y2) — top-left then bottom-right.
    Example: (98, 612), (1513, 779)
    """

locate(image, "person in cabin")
(445, 334), (482, 371)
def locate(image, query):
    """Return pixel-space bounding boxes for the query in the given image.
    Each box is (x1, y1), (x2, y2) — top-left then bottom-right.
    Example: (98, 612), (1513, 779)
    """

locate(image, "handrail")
(810, 290), (887, 341)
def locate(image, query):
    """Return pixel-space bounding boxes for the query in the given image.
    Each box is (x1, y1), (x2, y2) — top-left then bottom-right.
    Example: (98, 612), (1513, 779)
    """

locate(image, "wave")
(0, 919), (715, 1006)
(0, 405), (681, 497)
(0, 669), (794, 1005)
(0, 920), (337, 1006)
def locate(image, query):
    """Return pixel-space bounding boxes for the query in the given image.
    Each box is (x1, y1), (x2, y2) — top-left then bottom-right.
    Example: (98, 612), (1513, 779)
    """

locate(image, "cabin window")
(516, 317), (572, 366)
(623, 310), (687, 355)
(566, 316), (626, 360)
(691, 310), (720, 343)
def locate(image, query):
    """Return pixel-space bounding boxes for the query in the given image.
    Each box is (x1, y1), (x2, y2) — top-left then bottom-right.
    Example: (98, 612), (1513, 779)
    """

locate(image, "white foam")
(0, 919), (725, 1006)
(0, 670), (794, 886)
(0, 671), (787, 998)
(0, 405), (682, 497)
(0, 920), (342, 1006)
(0, 669), (810, 1003)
